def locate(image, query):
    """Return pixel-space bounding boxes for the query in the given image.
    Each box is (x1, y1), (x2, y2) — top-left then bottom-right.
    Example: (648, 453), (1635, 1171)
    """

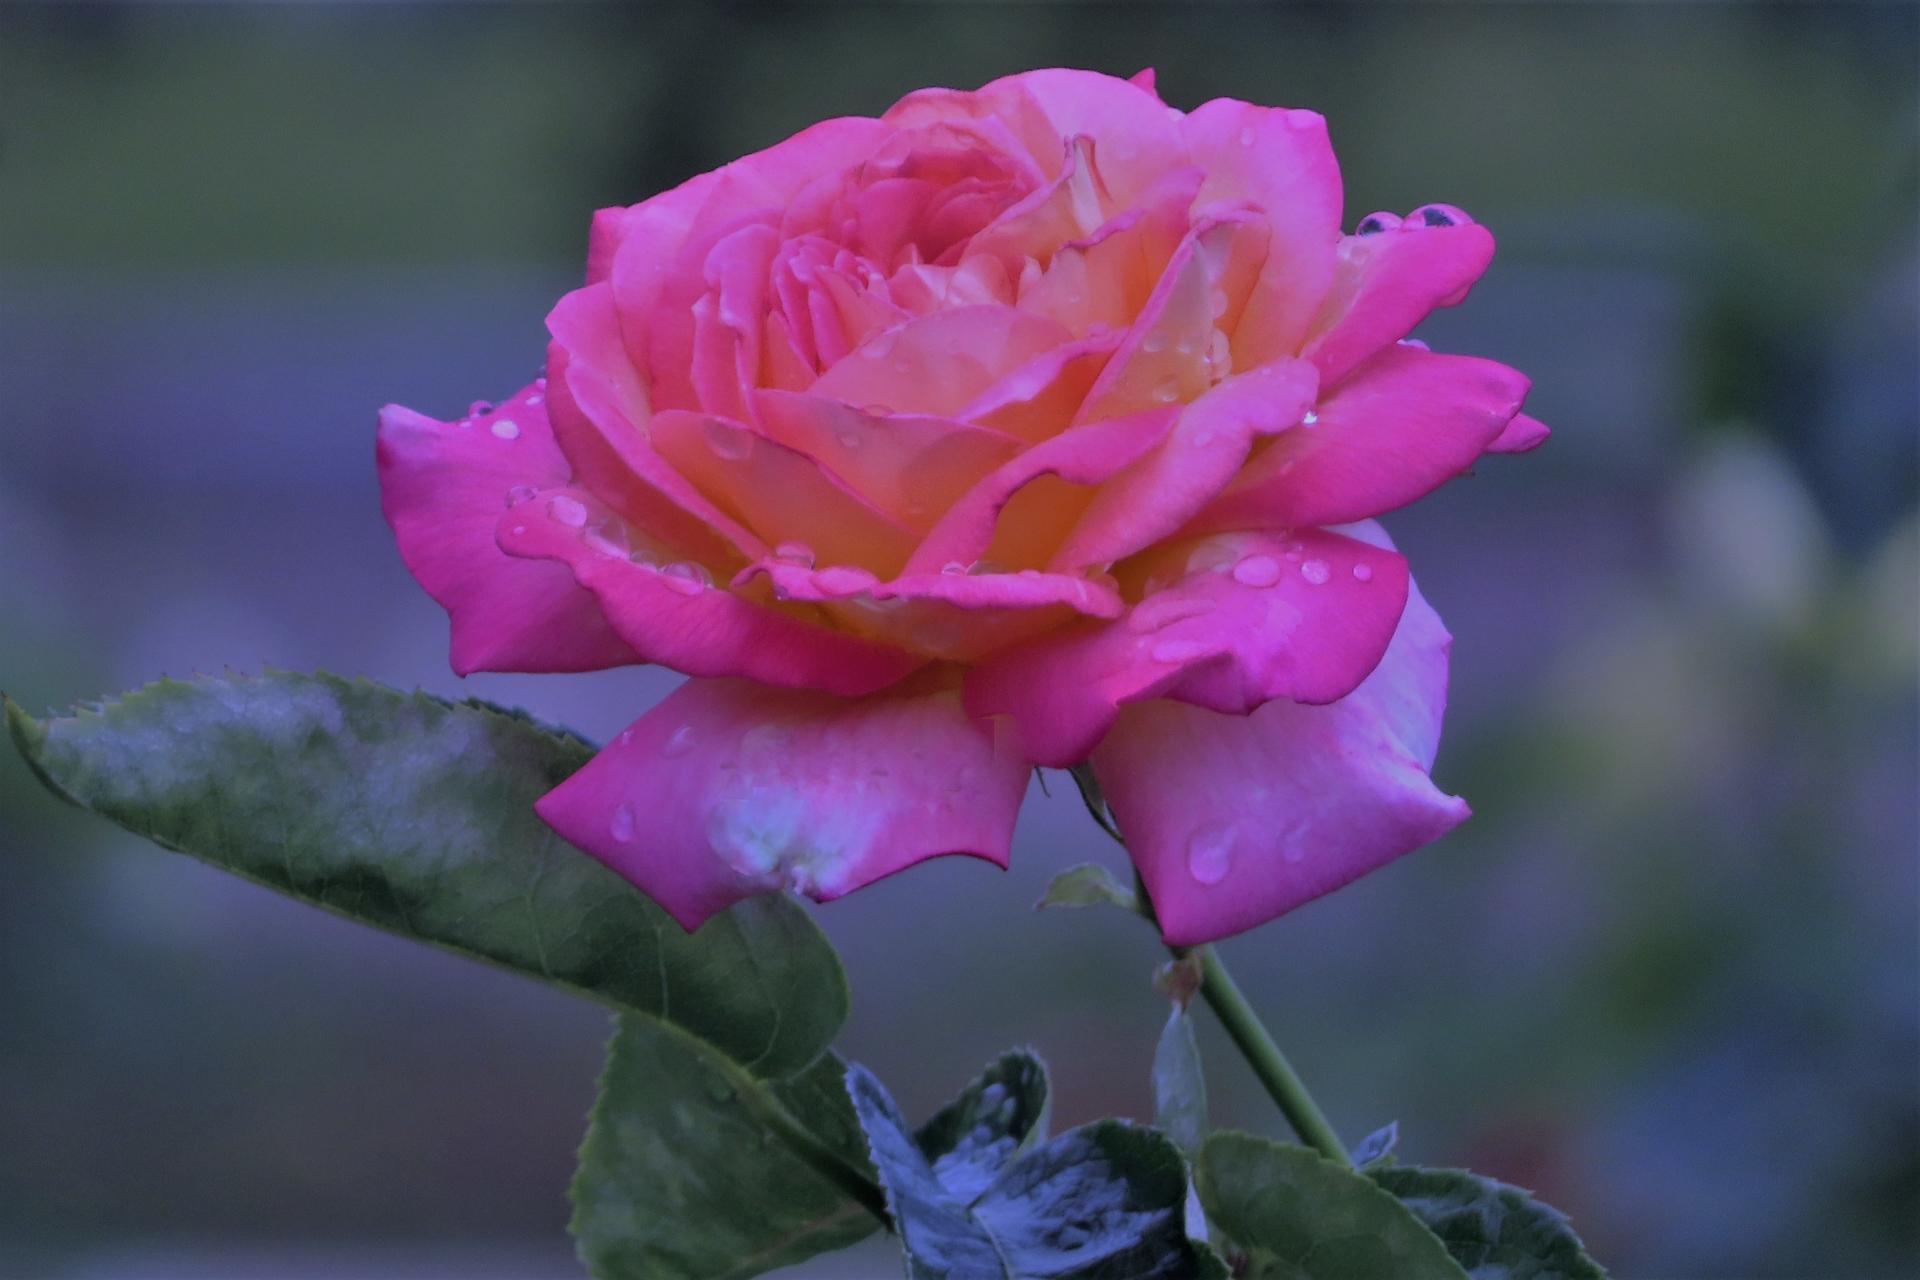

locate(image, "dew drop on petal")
(968, 560), (1007, 576)
(1186, 822), (1235, 885)
(1209, 288), (1230, 319)
(1352, 563), (1374, 582)
(1411, 202), (1473, 228)
(1355, 212), (1402, 236)
(548, 495), (588, 528)
(815, 565), (878, 597)
(1142, 330), (1169, 354)
(504, 485), (538, 507)
(491, 419), (521, 440)
(469, 400), (494, 417)
(662, 724), (696, 757)
(526, 394), (544, 406)
(773, 541), (816, 568)
(1151, 639), (1212, 664)
(1207, 329), (1233, 380)
(1232, 555), (1282, 587)
(1152, 376), (1182, 403)
(511, 525), (527, 537)
(661, 561), (712, 594)
(941, 561), (969, 576)
(1301, 410), (1319, 426)
(610, 804), (635, 842)
(1238, 127), (1256, 147)
(1398, 338), (1430, 351)
(702, 419), (751, 460)
(1300, 559), (1331, 585)
(837, 430), (863, 449)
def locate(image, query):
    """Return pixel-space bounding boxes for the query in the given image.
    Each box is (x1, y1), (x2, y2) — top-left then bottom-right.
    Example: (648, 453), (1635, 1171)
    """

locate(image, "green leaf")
(4, 671), (846, 1076)
(850, 1062), (1206, 1280)
(1369, 1167), (1608, 1280)
(1194, 1132), (1469, 1280)
(1035, 862), (1141, 914)
(1152, 1007), (1209, 1157)
(914, 1049), (1052, 1203)
(572, 1013), (883, 1280)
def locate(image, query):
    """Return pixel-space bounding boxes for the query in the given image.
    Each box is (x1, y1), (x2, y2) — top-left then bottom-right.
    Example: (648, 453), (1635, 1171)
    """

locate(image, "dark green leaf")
(1152, 1007), (1208, 1157)
(915, 1049), (1051, 1203)
(850, 1063), (1205, 1280)
(572, 1013), (882, 1280)
(1351, 1122), (1399, 1170)
(1369, 1167), (1608, 1280)
(1195, 1132), (1469, 1280)
(4, 672), (846, 1076)
(1035, 863), (1140, 914)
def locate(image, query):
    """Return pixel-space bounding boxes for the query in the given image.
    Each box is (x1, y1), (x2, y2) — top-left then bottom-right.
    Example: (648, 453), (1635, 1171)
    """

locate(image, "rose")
(378, 68), (1546, 945)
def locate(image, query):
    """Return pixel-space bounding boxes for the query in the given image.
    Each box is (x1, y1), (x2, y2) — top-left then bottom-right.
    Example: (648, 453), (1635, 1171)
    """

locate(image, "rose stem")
(1068, 765), (1352, 1166)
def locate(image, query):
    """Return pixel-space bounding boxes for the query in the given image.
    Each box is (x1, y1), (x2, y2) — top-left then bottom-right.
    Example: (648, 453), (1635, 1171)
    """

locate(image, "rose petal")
(903, 405), (1180, 576)
(1187, 347), (1529, 535)
(1051, 357), (1317, 574)
(535, 673), (1029, 932)
(964, 527), (1409, 767)
(1015, 166), (1208, 340)
(1071, 221), (1221, 425)
(497, 485), (923, 696)
(1090, 577), (1465, 945)
(1181, 99), (1343, 365)
(1484, 411), (1551, 455)
(377, 389), (640, 676)
(650, 410), (921, 578)
(546, 282), (763, 568)
(1301, 223), (1496, 389)
(689, 223), (781, 422)
(956, 331), (1121, 445)
(753, 390), (1023, 533)
(810, 304), (1072, 418)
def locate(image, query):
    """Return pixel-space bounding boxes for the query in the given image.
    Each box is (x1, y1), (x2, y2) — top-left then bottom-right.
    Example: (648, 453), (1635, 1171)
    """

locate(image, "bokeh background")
(1, 3), (1914, 1277)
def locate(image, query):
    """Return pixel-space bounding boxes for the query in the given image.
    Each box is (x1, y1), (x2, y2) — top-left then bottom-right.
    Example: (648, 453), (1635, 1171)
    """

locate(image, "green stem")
(1065, 764), (1350, 1166)
(1187, 944), (1351, 1166)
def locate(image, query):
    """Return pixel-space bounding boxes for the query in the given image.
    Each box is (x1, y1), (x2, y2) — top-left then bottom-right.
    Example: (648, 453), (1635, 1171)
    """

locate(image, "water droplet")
(535, 377), (548, 389)
(1129, 595), (1215, 633)
(1283, 544), (1304, 563)
(583, 518), (629, 557)
(941, 561), (969, 576)
(661, 561), (712, 594)
(1151, 639), (1212, 664)
(504, 485), (538, 507)
(511, 525), (527, 537)
(837, 430), (863, 449)
(1300, 559), (1331, 585)
(1232, 555), (1282, 587)
(913, 617), (966, 654)
(1209, 288), (1229, 318)
(1410, 202), (1472, 228)
(610, 804), (635, 842)
(1397, 338), (1430, 351)
(815, 565), (878, 597)
(702, 419), (751, 460)
(549, 495), (588, 527)
(1186, 822), (1234, 884)
(1352, 563), (1374, 582)
(1301, 411), (1319, 426)
(1238, 127), (1256, 147)
(1355, 211), (1402, 236)
(1186, 541), (1238, 574)
(1017, 568), (1041, 578)
(616, 729), (633, 746)
(469, 400), (494, 416)
(773, 541), (815, 568)
(491, 418), (521, 440)
(1152, 376), (1181, 403)
(1207, 329), (1233, 380)
(968, 560), (1007, 576)
(526, 394), (544, 406)
(1142, 331), (1169, 354)
(1175, 336), (1195, 355)
(662, 724), (696, 757)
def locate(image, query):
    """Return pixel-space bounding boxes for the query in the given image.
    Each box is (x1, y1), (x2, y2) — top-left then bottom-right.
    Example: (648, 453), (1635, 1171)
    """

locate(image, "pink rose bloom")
(378, 68), (1546, 946)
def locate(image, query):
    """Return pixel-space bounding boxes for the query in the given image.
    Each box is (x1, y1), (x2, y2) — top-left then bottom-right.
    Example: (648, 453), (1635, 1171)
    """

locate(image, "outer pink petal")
(534, 674), (1030, 932)
(1051, 358), (1317, 574)
(377, 388), (639, 676)
(649, 410), (921, 578)
(1301, 223), (1496, 389)
(1181, 99), (1343, 366)
(1187, 346), (1530, 535)
(497, 485), (923, 697)
(546, 282), (764, 569)
(964, 527), (1409, 767)
(902, 405), (1180, 576)
(809, 305), (1072, 418)
(1484, 411), (1551, 454)
(1090, 578), (1466, 945)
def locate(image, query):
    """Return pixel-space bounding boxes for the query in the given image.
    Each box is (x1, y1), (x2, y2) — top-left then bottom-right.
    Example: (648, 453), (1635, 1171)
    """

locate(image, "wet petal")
(810, 304), (1072, 418)
(1091, 578), (1465, 945)
(377, 389), (639, 676)
(1302, 222), (1496, 389)
(964, 527), (1409, 767)
(535, 673), (1030, 931)
(689, 223), (781, 422)
(957, 331), (1121, 445)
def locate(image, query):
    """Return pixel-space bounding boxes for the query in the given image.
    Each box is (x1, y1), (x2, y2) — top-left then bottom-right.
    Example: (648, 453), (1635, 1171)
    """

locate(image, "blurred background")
(1, 3), (1913, 1277)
